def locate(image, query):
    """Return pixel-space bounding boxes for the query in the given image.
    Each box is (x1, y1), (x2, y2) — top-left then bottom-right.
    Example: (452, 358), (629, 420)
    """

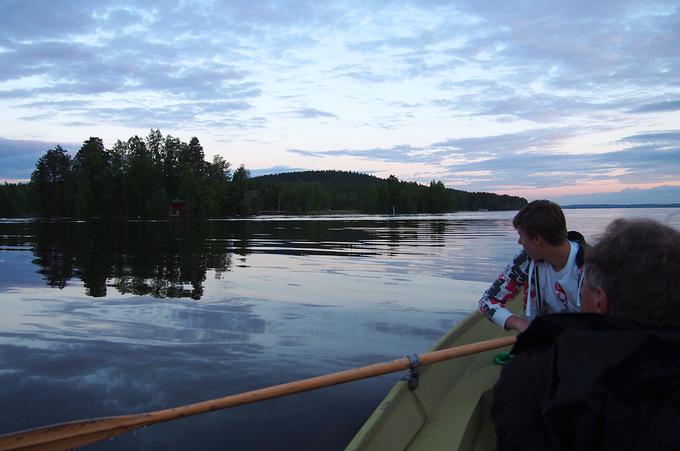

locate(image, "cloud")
(330, 64), (392, 83)
(440, 129), (680, 190)
(0, 137), (76, 181)
(620, 131), (680, 144)
(451, 0), (680, 88)
(0, 0), (678, 195)
(285, 128), (569, 167)
(10, 97), (258, 132)
(434, 92), (625, 122)
(0, 1), (268, 130)
(289, 144), (452, 164)
(249, 165), (310, 177)
(632, 100), (680, 113)
(555, 185), (680, 205)
(61, 100), (255, 129)
(0, 40), (253, 100)
(0, 0), (97, 42)
(287, 108), (338, 119)
(286, 127), (680, 191)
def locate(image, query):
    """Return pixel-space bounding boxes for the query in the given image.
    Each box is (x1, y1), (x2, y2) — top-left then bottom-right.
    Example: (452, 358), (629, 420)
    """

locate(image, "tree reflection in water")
(16, 218), (401, 300)
(27, 221), (239, 299)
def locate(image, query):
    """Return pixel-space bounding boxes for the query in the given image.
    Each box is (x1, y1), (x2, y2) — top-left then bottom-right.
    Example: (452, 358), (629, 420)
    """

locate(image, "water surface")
(1, 208), (678, 449)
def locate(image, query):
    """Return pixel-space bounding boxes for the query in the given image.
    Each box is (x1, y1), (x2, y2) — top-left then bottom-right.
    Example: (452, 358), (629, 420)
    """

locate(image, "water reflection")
(9, 221), (237, 299)
(1, 216), (518, 300)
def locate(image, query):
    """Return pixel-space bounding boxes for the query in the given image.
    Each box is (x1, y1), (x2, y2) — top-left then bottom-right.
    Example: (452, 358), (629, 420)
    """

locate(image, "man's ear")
(592, 286), (609, 314)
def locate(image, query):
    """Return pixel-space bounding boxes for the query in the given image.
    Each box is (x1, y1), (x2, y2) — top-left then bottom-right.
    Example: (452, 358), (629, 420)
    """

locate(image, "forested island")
(0, 131), (526, 218)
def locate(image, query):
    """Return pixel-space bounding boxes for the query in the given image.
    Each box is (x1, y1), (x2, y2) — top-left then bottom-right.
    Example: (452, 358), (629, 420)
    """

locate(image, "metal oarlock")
(404, 354), (420, 390)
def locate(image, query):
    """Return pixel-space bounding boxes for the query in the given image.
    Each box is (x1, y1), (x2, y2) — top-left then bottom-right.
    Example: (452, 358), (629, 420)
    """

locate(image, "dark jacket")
(492, 313), (680, 451)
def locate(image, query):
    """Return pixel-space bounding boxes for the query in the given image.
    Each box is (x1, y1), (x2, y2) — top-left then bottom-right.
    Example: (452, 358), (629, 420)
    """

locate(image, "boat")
(345, 299), (520, 451)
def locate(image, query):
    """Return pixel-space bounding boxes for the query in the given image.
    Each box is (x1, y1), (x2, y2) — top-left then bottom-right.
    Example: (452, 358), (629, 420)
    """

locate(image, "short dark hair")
(512, 200), (567, 246)
(586, 219), (680, 327)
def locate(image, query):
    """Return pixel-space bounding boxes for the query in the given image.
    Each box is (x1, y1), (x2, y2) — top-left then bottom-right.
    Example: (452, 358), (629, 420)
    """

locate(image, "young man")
(479, 200), (586, 332)
(493, 219), (680, 451)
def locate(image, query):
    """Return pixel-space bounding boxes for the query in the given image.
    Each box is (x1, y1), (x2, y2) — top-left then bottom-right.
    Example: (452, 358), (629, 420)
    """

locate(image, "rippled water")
(0, 208), (678, 450)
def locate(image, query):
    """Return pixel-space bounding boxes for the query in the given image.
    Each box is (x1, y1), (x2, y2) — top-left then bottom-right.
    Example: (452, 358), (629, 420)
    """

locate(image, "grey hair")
(585, 218), (680, 327)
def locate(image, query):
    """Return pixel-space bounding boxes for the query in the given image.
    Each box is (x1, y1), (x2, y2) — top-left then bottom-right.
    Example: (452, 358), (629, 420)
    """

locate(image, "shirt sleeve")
(478, 250), (530, 328)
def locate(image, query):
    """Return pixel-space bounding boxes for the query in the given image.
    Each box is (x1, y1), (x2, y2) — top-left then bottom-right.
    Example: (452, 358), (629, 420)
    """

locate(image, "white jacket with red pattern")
(478, 234), (586, 328)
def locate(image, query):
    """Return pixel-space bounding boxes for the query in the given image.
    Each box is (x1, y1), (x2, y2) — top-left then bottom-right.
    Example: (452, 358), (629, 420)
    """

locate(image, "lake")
(1, 208), (678, 450)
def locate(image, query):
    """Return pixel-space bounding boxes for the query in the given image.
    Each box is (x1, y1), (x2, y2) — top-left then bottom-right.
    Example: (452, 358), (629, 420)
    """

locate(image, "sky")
(1, 0), (679, 203)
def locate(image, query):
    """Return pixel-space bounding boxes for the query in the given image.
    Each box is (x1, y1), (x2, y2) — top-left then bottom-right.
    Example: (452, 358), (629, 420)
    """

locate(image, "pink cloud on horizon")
(496, 181), (680, 202)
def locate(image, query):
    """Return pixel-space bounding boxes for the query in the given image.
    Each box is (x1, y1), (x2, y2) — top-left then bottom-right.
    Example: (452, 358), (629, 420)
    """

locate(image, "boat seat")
(406, 364), (500, 451)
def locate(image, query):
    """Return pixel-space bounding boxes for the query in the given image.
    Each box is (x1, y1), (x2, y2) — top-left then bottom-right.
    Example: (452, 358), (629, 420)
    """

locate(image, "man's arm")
(478, 250), (530, 329)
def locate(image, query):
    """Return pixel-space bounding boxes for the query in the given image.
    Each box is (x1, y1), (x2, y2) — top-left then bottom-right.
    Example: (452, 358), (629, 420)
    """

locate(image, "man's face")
(516, 227), (542, 259)
(580, 272), (606, 314)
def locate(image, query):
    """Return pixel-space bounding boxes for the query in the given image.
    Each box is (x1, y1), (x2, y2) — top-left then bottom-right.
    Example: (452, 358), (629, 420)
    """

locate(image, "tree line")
(250, 171), (527, 214)
(1, 130), (249, 218)
(0, 132), (526, 218)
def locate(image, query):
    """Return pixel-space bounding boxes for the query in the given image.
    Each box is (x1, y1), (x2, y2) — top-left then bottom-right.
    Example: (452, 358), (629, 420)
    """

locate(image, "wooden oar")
(0, 335), (516, 451)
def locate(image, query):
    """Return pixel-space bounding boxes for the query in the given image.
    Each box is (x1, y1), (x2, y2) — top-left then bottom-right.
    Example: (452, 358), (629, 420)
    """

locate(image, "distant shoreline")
(562, 203), (680, 209)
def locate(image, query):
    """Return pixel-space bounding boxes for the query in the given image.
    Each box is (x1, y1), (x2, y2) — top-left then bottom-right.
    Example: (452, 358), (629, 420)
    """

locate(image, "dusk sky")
(1, 0), (679, 202)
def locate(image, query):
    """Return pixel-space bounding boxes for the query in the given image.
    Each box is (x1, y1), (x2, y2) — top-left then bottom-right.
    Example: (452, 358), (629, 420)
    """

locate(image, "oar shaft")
(0, 335), (516, 450)
(156, 335), (516, 418)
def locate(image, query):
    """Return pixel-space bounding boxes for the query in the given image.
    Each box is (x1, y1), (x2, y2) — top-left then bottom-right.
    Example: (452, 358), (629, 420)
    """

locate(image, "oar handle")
(0, 335), (516, 450)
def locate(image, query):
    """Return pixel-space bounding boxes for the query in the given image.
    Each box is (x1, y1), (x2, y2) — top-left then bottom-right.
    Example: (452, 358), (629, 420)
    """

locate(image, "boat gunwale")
(346, 298), (521, 451)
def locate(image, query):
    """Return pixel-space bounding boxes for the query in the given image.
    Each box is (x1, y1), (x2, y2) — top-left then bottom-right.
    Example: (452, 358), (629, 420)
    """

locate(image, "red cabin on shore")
(168, 200), (186, 217)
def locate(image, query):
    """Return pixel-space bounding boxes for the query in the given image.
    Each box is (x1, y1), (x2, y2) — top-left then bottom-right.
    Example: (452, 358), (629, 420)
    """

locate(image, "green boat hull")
(346, 304), (519, 451)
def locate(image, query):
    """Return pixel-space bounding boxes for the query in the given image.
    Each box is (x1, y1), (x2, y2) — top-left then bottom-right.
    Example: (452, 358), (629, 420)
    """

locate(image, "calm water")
(1, 208), (678, 450)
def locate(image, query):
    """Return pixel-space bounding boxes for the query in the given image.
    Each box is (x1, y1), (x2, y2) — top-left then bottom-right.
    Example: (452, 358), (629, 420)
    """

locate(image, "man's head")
(513, 200), (567, 257)
(581, 218), (680, 327)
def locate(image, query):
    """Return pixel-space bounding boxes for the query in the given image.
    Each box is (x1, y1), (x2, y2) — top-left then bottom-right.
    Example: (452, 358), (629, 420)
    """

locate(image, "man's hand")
(505, 315), (529, 333)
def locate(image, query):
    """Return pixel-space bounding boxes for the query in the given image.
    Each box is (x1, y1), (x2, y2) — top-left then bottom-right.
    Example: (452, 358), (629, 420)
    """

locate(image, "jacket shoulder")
(567, 230), (589, 267)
